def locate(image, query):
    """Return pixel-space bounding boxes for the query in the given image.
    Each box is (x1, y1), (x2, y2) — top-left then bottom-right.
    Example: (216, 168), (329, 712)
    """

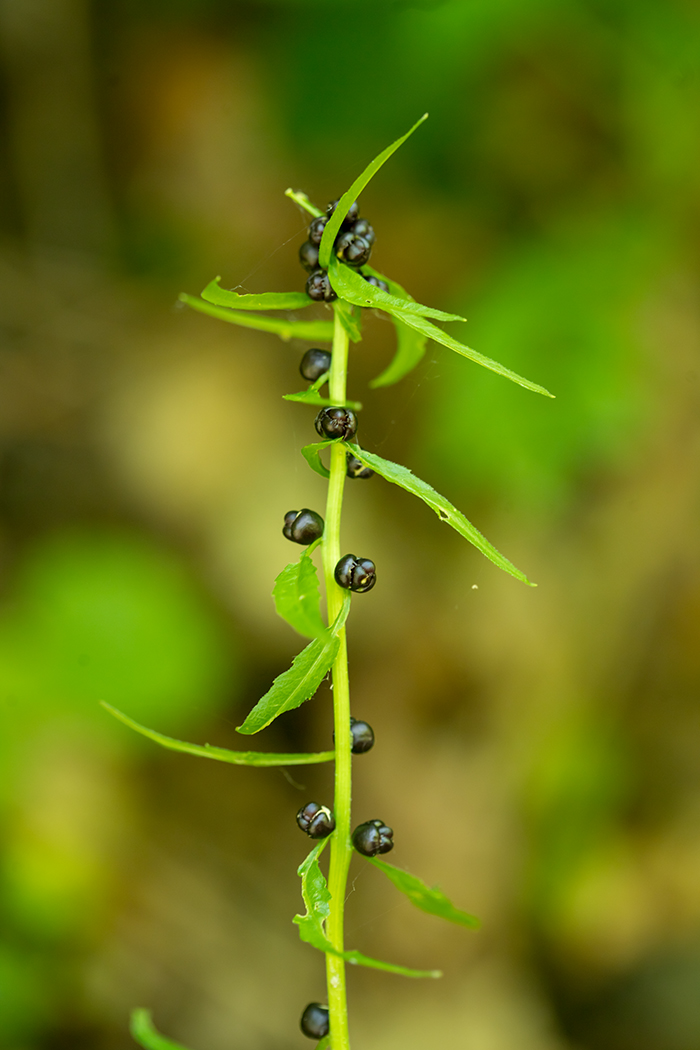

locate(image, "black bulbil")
(299, 241), (320, 272)
(363, 274), (389, 293)
(300, 348), (332, 382)
(314, 407), (358, 441)
(335, 231), (371, 268)
(334, 717), (375, 754)
(283, 509), (324, 545)
(352, 819), (394, 857)
(327, 198), (359, 226)
(346, 452), (374, 479)
(306, 269), (337, 302)
(300, 1003), (329, 1040)
(351, 218), (375, 246)
(308, 215), (328, 245)
(334, 554), (376, 593)
(296, 802), (335, 839)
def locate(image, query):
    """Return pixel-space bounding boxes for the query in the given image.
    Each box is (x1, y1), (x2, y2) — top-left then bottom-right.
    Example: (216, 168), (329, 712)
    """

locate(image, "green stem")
(323, 308), (352, 1050)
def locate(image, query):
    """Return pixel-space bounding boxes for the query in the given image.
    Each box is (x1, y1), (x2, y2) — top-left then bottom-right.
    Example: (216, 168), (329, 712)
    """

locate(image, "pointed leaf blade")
(236, 596), (351, 734)
(130, 1009), (193, 1050)
(301, 439), (335, 479)
(396, 310), (554, 398)
(273, 549), (327, 639)
(179, 294), (334, 343)
(201, 277), (313, 311)
(363, 268), (428, 387)
(369, 857), (480, 929)
(328, 255), (464, 323)
(318, 113), (429, 269)
(101, 703), (334, 766)
(294, 843), (441, 978)
(342, 445), (534, 586)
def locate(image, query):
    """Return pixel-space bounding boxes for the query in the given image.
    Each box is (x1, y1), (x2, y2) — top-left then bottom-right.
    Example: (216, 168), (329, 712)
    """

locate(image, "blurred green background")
(1, 0), (699, 1047)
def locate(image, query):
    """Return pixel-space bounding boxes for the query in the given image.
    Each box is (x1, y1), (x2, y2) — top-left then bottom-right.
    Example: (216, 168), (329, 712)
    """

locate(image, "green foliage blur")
(1, 1), (699, 1049)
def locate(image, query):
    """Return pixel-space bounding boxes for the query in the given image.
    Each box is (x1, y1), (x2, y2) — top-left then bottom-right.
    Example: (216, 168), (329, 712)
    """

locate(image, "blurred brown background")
(1, 1), (699, 1048)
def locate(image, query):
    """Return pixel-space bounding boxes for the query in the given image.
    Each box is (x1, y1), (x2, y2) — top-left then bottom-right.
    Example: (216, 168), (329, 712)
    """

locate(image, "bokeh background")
(1, 1), (700, 1048)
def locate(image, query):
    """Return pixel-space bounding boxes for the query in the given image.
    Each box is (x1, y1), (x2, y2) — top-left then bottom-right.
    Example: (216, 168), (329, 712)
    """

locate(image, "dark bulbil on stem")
(363, 274), (389, 293)
(352, 819), (394, 857)
(283, 508), (324, 544)
(334, 717), (375, 754)
(308, 215), (328, 245)
(306, 269), (337, 302)
(335, 231), (371, 268)
(351, 218), (375, 246)
(296, 802), (335, 839)
(300, 1003), (329, 1040)
(299, 241), (320, 272)
(315, 407), (358, 441)
(334, 554), (376, 593)
(327, 198), (359, 225)
(346, 452), (374, 479)
(300, 348), (331, 381)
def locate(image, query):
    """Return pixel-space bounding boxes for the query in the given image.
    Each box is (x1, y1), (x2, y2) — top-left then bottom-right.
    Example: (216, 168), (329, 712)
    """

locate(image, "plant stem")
(322, 308), (352, 1050)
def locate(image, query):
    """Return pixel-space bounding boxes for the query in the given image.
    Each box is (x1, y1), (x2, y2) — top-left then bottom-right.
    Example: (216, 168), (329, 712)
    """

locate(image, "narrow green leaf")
(328, 255), (464, 323)
(130, 1009), (192, 1050)
(342, 445), (535, 586)
(316, 1039), (330, 1050)
(363, 267), (428, 387)
(236, 595), (351, 735)
(201, 277), (313, 311)
(301, 439), (336, 479)
(273, 549), (326, 639)
(369, 857), (480, 929)
(294, 839), (332, 950)
(318, 113), (428, 270)
(285, 188), (323, 218)
(179, 294), (334, 343)
(395, 311), (554, 398)
(294, 843), (441, 979)
(333, 298), (363, 343)
(101, 703), (334, 766)
(284, 390), (362, 410)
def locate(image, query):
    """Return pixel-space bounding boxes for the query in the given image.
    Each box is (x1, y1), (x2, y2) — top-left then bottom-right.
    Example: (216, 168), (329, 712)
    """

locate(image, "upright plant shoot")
(106, 115), (553, 1050)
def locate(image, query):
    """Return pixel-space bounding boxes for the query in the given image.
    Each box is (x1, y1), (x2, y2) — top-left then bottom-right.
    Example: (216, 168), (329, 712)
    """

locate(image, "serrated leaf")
(301, 439), (335, 479)
(236, 595), (351, 734)
(201, 277), (313, 311)
(284, 390), (362, 410)
(364, 267), (428, 387)
(395, 311), (554, 398)
(273, 549), (326, 639)
(318, 113), (428, 270)
(285, 188), (323, 218)
(130, 1009), (192, 1050)
(369, 857), (480, 929)
(333, 298), (363, 343)
(342, 445), (534, 586)
(294, 843), (441, 980)
(328, 255), (464, 323)
(179, 294), (334, 343)
(101, 703), (334, 766)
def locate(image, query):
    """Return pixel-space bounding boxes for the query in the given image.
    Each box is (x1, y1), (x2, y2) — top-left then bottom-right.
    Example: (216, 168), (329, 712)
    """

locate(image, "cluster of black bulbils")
(283, 507), (376, 594)
(299, 198), (389, 303)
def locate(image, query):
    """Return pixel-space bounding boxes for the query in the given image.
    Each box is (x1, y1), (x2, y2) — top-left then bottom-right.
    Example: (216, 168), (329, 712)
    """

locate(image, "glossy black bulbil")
(352, 819), (394, 857)
(300, 1003), (329, 1040)
(299, 241), (320, 273)
(334, 717), (375, 754)
(307, 215), (328, 245)
(327, 198), (359, 226)
(296, 802), (335, 839)
(364, 274), (389, 293)
(314, 407), (358, 441)
(300, 348), (332, 382)
(283, 508), (324, 545)
(306, 269), (337, 302)
(351, 218), (375, 246)
(346, 452), (374, 479)
(334, 554), (376, 593)
(335, 231), (371, 268)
